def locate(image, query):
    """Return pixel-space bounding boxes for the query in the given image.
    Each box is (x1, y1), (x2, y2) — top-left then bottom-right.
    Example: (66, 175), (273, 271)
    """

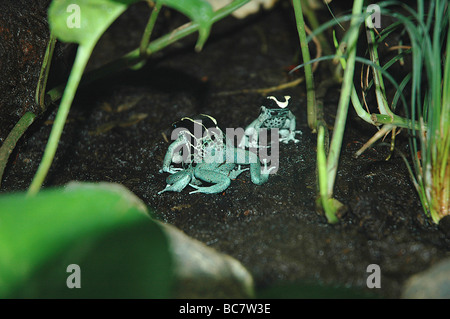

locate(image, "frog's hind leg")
(190, 168), (231, 194)
(158, 170), (191, 194)
(279, 115), (301, 144)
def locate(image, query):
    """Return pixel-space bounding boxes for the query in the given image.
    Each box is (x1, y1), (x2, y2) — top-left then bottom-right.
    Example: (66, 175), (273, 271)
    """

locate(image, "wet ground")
(1, 2), (449, 298)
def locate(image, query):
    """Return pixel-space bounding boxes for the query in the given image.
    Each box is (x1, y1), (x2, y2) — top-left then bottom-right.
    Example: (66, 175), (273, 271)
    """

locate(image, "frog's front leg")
(189, 164), (231, 194)
(216, 163), (248, 179)
(239, 120), (258, 148)
(228, 165), (249, 179)
(248, 159), (276, 185)
(230, 147), (274, 185)
(160, 135), (189, 173)
(279, 111), (301, 144)
(239, 114), (268, 149)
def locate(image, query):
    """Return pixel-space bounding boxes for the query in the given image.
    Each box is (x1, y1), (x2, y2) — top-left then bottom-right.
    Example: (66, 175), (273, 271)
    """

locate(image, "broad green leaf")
(0, 182), (173, 298)
(31, 0), (214, 200)
(48, 0), (214, 50)
(48, 0), (138, 46)
(155, 0), (214, 51)
(32, 0), (137, 194)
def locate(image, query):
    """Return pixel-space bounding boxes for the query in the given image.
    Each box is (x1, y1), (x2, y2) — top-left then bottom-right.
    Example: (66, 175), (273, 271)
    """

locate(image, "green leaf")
(48, 0), (214, 50)
(156, 0), (214, 51)
(31, 0), (215, 195)
(48, 0), (138, 46)
(0, 182), (173, 298)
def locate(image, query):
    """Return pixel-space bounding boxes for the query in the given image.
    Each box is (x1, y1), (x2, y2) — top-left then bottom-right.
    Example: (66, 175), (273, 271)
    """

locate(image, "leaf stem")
(293, 0), (316, 130)
(0, 112), (36, 188)
(326, 0), (364, 197)
(28, 45), (93, 195)
(36, 33), (57, 110)
(45, 0), (251, 105)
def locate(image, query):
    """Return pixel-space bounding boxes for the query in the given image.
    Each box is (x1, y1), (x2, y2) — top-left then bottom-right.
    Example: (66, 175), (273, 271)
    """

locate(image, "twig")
(215, 78), (304, 96)
(354, 124), (395, 157)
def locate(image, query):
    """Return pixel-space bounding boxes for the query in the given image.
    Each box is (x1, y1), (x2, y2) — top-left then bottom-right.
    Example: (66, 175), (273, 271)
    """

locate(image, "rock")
(401, 258), (450, 299)
(158, 222), (254, 298)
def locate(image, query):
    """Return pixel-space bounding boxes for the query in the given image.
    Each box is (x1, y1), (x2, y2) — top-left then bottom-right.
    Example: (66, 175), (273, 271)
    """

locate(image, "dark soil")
(0, 0), (50, 130)
(1, 2), (449, 298)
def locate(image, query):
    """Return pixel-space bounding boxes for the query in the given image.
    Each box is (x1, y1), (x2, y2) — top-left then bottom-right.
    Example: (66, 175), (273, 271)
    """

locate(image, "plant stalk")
(36, 33), (57, 110)
(293, 0), (316, 131)
(0, 112), (36, 188)
(28, 45), (93, 195)
(326, 0), (364, 197)
(140, 1), (162, 58)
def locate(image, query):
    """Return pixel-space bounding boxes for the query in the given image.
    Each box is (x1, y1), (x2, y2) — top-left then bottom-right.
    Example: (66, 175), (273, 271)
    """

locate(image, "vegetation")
(0, 0), (448, 298)
(292, 0), (448, 223)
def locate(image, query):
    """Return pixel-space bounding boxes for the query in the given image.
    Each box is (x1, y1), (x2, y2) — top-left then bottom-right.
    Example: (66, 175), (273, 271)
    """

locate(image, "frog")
(159, 114), (274, 194)
(238, 95), (301, 149)
(159, 114), (223, 175)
